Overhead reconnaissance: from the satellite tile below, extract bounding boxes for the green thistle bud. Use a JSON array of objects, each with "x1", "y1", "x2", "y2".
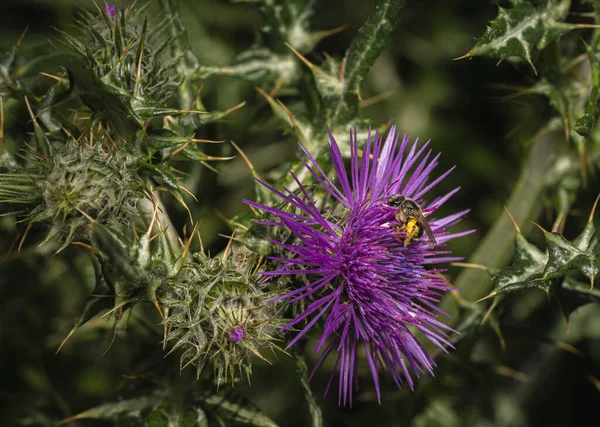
[
  {"x1": 59, "y1": 3, "x2": 181, "y2": 140},
  {"x1": 1, "y1": 141, "x2": 145, "y2": 250},
  {"x1": 161, "y1": 252, "x2": 285, "y2": 384}
]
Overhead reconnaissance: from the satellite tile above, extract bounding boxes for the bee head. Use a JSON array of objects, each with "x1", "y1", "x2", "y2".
[{"x1": 387, "y1": 194, "x2": 406, "y2": 208}]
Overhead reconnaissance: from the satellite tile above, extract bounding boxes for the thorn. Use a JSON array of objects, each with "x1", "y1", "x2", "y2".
[
  {"x1": 589, "y1": 193, "x2": 600, "y2": 224},
  {"x1": 481, "y1": 298, "x2": 498, "y2": 325},
  {"x1": 191, "y1": 84, "x2": 204, "y2": 109},
  {"x1": 178, "y1": 183, "x2": 198, "y2": 202},
  {"x1": 221, "y1": 230, "x2": 236, "y2": 264},
  {"x1": 149, "y1": 225, "x2": 167, "y2": 243},
  {"x1": 162, "y1": 311, "x2": 169, "y2": 351},
  {"x1": 23, "y1": 96, "x2": 36, "y2": 122},
  {"x1": 284, "y1": 42, "x2": 314, "y2": 69},
  {"x1": 117, "y1": 40, "x2": 135, "y2": 64},
  {"x1": 529, "y1": 220, "x2": 547, "y2": 234},
  {"x1": 322, "y1": 24, "x2": 349, "y2": 39},
  {"x1": 253, "y1": 255, "x2": 264, "y2": 275},
  {"x1": 75, "y1": 207, "x2": 94, "y2": 222},
  {"x1": 71, "y1": 106, "x2": 81, "y2": 123},
  {"x1": 17, "y1": 223, "x2": 32, "y2": 252},
  {"x1": 276, "y1": 99, "x2": 298, "y2": 129},
  {"x1": 494, "y1": 365, "x2": 529, "y2": 383},
  {"x1": 71, "y1": 241, "x2": 94, "y2": 251},
  {"x1": 474, "y1": 294, "x2": 494, "y2": 303},
  {"x1": 100, "y1": 299, "x2": 129, "y2": 319},
  {"x1": 217, "y1": 233, "x2": 245, "y2": 244},
  {"x1": 555, "y1": 341, "x2": 583, "y2": 357},
  {"x1": 551, "y1": 212, "x2": 564, "y2": 233},
  {"x1": 147, "y1": 202, "x2": 159, "y2": 235},
  {"x1": 56, "y1": 325, "x2": 78, "y2": 354},
  {"x1": 221, "y1": 100, "x2": 246, "y2": 117},
  {"x1": 15, "y1": 26, "x2": 29, "y2": 49},
  {"x1": 269, "y1": 80, "x2": 282, "y2": 97},
  {"x1": 173, "y1": 109, "x2": 209, "y2": 115},
  {"x1": 494, "y1": 323, "x2": 506, "y2": 351},
  {"x1": 39, "y1": 71, "x2": 64, "y2": 83},
  {"x1": 197, "y1": 227, "x2": 204, "y2": 255},
  {"x1": 153, "y1": 298, "x2": 164, "y2": 320},
  {"x1": 256, "y1": 86, "x2": 275, "y2": 103},
  {"x1": 100, "y1": 122, "x2": 117, "y2": 150},
  {"x1": 504, "y1": 206, "x2": 521, "y2": 234},
  {"x1": 360, "y1": 91, "x2": 395, "y2": 108},
  {"x1": 338, "y1": 56, "x2": 347, "y2": 82},
  {"x1": 74, "y1": 130, "x2": 87, "y2": 145},
  {"x1": 183, "y1": 200, "x2": 193, "y2": 224},
  {"x1": 576, "y1": 23, "x2": 600, "y2": 29},
  {"x1": 169, "y1": 166, "x2": 189, "y2": 177},
  {"x1": 22, "y1": 141, "x2": 47, "y2": 161},
  {"x1": 89, "y1": 125, "x2": 94, "y2": 148},
  {"x1": 181, "y1": 221, "x2": 199, "y2": 261},
  {"x1": 199, "y1": 160, "x2": 221, "y2": 175},
  {"x1": 453, "y1": 52, "x2": 471, "y2": 61},
  {"x1": 191, "y1": 138, "x2": 224, "y2": 144},
  {"x1": 204, "y1": 154, "x2": 235, "y2": 161},
  {"x1": 231, "y1": 141, "x2": 262, "y2": 180},
  {"x1": 134, "y1": 37, "x2": 144, "y2": 98},
  {"x1": 58, "y1": 412, "x2": 86, "y2": 425},
  {"x1": 142, "y1": 118, "x2": 152, "y2": 134},
  {"x1": 170, "y1": 140, "x2": 191, "y2": 158},
  {"x1": 450, "y1": 261, "x2": 489, "y2": 271},
  {"x1": 248, "y1": 204, "x2": 259, "y2": 216}
]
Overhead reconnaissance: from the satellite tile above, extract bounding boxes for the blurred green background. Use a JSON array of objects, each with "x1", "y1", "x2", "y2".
[{"x1": 1, "y1": 0, "x2": 600, "y2": 426}]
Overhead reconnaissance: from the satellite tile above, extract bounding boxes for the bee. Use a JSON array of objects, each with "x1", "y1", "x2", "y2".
[{"x1": 387, "y1": 195, "x2": 436, "y2": 249}]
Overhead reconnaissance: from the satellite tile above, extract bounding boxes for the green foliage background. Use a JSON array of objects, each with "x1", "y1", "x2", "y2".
[{"x1": 1, "y1": 0, "x2": 600, "y2": 426}]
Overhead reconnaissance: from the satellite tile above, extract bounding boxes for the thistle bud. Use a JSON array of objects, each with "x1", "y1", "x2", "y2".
[{"x1": 161, "y1": 252, "x2": 285, "y2": 384}]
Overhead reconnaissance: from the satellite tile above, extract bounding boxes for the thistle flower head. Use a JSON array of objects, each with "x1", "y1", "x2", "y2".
[
  {"x1": 1, "y1": 142, "x2": 144, "y2": 250},
  {"x1": 161, "y1": 252, "x2": 285, "y2": 384},
  {"x1": 245, "y1": 126, "x2": 472, "y2": 406},
  {"x1": 62, "y1": 3, "x2": 179, "y2": 109},
  {"x1": 104, "y1": 3, "x2": 116, "y2": 21}
]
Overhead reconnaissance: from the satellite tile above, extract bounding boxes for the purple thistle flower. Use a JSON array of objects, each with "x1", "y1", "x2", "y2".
[
  {"x1": 104, "y1": 3, "x2": 117, "y2": 22},
  {"x1": 228, "y1": 326, "x2": 245, "y2": 342},
  {"x1": 245, "y1": 126, "x2": 473, "y2": 406}
]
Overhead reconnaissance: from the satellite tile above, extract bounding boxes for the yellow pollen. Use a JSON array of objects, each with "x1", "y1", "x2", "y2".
[{"x1": 404, "y1": 219, "x2": 420, "y2": 247}]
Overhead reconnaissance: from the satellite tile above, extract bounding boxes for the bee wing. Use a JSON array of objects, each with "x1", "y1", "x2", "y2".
[{"x1": 415, "y1": 213, "x2": 436, "y2": 249}]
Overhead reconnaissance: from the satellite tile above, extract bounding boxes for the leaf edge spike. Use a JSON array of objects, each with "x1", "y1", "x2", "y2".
[
  {"x1": 284, "y1": 41, "x2": 315, "y2": 70},
  {"x1": 504, "y1": 206, "x2": 521, "y2": 234},
  {"x1": 453, "y1": 52, "x2": 471, "y2": 61},
  {"x1": 529, "y1": 220, "x2": 548, "y2": 234},
  {"x1": 588, "y1": 193, "x2": 600, "y2": 224}
]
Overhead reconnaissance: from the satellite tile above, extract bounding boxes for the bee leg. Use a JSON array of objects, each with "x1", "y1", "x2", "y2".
[{"x1": 392, "y1": 223, "x2": 404, "y2": 242}]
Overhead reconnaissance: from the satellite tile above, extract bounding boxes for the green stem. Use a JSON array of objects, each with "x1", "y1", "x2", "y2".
[
  {"x1": 293, "y1": 351, "x2": 323, "y2": 427},
  {"x1": 449, "y1": 127, "x2": 561, "y2": 306}
]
